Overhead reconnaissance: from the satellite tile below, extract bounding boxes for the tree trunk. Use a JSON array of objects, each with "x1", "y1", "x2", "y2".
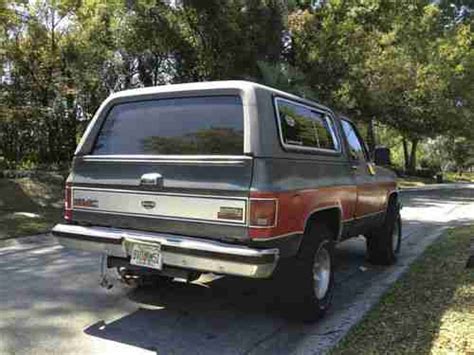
[
  {"x1": 402, "y1": 138, "x2": 409, "y2": 172},
  {"x1": 366, "y1": 118, "x2": 376, "y2": 156},
  {"x1": 407, "y1": 138, "x2": 419, "y2": 174}
]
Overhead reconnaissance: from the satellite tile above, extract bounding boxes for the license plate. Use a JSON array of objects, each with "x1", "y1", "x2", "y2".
[{"x1": 130, "y1": 243, "x2": 163, "y2": 270}]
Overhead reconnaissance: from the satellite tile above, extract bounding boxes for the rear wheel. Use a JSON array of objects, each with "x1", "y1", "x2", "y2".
[
  {"x1": 281, "y1": 222, "x2": 335, "y2": 322},
  {"x1": 366, "y1": 200, "x2": 401, "y2": 265}
]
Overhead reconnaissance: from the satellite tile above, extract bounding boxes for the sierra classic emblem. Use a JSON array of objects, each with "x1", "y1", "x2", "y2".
[{"x1": 141, "y1": 200, "x2": 156, "y2": 209}]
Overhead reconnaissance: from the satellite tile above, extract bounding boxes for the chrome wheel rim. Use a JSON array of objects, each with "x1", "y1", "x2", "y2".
[
  {"x1": 392, "y1": 218, "x2": 400, "y2": 252},
  {"x1": 313, "y1": 245, "x2": 331, "y2": 300}
]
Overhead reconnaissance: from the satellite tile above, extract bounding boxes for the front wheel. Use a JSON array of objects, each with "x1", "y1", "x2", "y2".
[{"x1": 366, "y1": 202, "x2": 401, "y2": 265}]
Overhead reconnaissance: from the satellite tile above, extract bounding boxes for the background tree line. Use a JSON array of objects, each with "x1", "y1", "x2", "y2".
[{"x1": 1, "y1": 0, "x2": 473, "y2": 174}]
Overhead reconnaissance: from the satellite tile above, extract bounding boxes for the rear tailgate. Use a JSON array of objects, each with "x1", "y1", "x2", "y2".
[{"x1": 68, "y1": 95, "x2": 253, "y2": 242}]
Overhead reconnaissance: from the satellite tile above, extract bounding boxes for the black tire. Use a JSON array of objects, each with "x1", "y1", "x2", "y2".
[
  {"x1": 280, "y1": 222, "x2": 335, "y2": 322},
  {"x1": 366, "y1": 201, "x2": 402, "y2": 265}
]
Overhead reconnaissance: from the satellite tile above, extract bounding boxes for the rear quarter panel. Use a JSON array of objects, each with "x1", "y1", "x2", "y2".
[{"x1": 249, "y1": 89, "x2": 357, "y2": 239}]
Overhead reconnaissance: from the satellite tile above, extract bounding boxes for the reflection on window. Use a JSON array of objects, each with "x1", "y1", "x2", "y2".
[
  {"x1": 93, "y1": 96, "x2": 244, "y2": 155},
  {"x1": 341, "y1": 120, "x2": 367, "y2": 161},
  {"x1": 277, "y1": 99, "x2": 338, "y2": 151},
  {"x1": 142, "y1": 127, "x2": 243, "y2": 155}
]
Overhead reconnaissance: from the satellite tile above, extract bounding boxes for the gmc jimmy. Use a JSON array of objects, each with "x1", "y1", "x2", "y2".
[{"x1": 52, "y1": 81, "x2": 401, "y2": 321}]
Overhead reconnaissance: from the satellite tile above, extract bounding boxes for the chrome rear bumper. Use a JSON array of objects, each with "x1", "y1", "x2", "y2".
[{"x1": 52, "y1": 224, "x2": 279, "y2": 278}]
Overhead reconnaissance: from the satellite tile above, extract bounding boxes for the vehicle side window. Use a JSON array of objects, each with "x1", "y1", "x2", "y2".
[
  {"x1": 276, "y1": 99, "x2": 339, "y2": 151},
  {"x1": 341, "y1": 119, "x2": 368, "y2": 161}
]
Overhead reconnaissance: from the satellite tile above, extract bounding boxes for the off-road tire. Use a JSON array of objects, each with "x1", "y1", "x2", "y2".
[{"x1": 366, "y1": 200, "x2": 401, "y2": 265}]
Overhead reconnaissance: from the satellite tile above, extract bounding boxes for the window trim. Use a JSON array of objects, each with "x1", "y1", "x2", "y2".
[
  {"x1": 340, "y1": 118, "x2": 369, "y2": 162},
  {"x1": 274, "y1": 97, "x2": 341, "y2": 155}
]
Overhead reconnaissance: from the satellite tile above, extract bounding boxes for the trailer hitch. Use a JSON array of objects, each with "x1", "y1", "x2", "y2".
[{"x1": 99, "y1": 253, "x2": 115, "y2": 289}]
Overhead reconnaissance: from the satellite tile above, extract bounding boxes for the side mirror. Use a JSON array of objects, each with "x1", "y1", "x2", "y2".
[{"x1": 374, "y1": 146, "x2": 391, "y2": 166}]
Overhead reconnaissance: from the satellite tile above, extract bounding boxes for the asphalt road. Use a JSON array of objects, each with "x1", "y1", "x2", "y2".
[{"x1": 1, "y1": 185, "x2": 474, "y2": 355}]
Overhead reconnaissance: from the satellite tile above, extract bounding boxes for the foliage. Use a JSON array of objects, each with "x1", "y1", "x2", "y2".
[
  {"x1": 446, "y1": 137, "x2": 474, "y2": 171},
  {"x1": 287, "y1": 1, "x2": 474, "y2": 172},
  {"x1": 419, "y1": 136, "x2": 474, "y2": 172},
  {"x1": 257, "y1": 61, "x2": 313, "y2": 98},
  {"x1": 1, "y1": 0, "x2": 90, "y2": 166},
  {"x1": 0, "y1": 0, "x2": 473, "y2": 171},
  {"x1": 0, "y1": 0, "x2": 286, "y2": 167}
]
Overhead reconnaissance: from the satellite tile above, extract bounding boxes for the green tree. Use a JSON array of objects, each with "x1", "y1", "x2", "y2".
[
  {"x1": 1, "y1": 0, "x2": 473, "y2": 173},
  {"x1": 287, "y1": 1, "x2": 474, "y2": 173},
  {"x1": 1, "y1": 0, "x2": 83, "y2": 166},
  {"x1": 174, "y1": 0, "x2": 286, "y2": 81}
]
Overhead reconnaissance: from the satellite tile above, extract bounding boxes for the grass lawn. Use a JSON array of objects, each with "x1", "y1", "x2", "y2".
[
  {"x1": 332, "y1": 225, "x2": 474, "y2": 355},
  {"x1": 397, "y1": 176, "x2": 438, "y2": 188},
  {"x1": 0, "y1": 175, "x2": 63, "y2": 240},
  {"x1": 445, "y1": 171, "x2": 474, "y2": 183},
  {"x1": 398, "y1": 172, "x2": 474, "y2": 188}
]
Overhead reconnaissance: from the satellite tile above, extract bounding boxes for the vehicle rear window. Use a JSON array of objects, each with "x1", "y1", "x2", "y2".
[
  {"x1": 92, "y1": 96, "x2": 244, "y2": 155},
  {"x1": 276, "y1": 98, "x2": 339, "y2": 152}
]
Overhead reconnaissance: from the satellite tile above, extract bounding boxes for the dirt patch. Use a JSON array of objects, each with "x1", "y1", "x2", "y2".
[{"x1": 0, "y1": 176, "x2": 63, "y2": 239}]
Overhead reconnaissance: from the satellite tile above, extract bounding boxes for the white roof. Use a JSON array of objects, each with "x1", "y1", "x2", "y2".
[
  {"x1": 110, "y1": 80, "x2": 260, "y2": 98},
  {"x1": 108, "y1": 80, "x2": 331, "y2": 113}
]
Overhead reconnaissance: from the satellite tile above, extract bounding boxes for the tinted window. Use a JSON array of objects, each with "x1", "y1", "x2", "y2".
[
  {"x1": 276, "y1": 99, "x2": 338, "y2": 151},
  {"x1": 341, "y1": 119, "x2": 368, "y2": 161},
  {"x1": 92, "y1": 96, "x2": 244, "y2": 155}
]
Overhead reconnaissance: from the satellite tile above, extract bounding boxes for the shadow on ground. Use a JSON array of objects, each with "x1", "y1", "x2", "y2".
[
  {"x1": 85, "y1": 277, "x2": 293, "y2": 353},
  {"x1": 82, "y1": 187, "x2": 474, "y2": 354},
  {"x1": 82, "y1": 237, "x2": 386, "y2": 354}
]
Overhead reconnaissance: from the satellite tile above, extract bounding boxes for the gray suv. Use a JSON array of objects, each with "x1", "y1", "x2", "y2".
[{"x1": 53, "y1": 81, "x2": 401, "y2": 321}]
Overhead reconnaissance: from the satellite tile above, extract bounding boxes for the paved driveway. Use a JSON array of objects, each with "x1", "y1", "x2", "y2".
[{"x1": 1, "y1": 186, "x2": 473, "y2": 354}]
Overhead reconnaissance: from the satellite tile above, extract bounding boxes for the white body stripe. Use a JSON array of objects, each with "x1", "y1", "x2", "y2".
[{"x1": 72, "y1": 188, "x2": 247, "y2": 224}]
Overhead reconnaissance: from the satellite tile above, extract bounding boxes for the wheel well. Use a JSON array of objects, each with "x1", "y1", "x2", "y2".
[
  {"x1": 303, "y1": 208, "x2": 341, "y2": 243},
  {"x1": 387, "y1": 192, "x2": 399, "y2": 210}
]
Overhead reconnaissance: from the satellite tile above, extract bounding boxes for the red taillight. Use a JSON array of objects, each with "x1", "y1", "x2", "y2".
[
  {"x1": 249, "y1": 199, "x2": 277, "y2": 228},
  {"x1": 64, "y1": 183, "x2": 72, "y2": 221}
]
